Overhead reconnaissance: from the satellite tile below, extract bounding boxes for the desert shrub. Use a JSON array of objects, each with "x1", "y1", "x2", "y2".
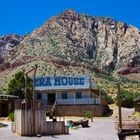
[
  {"x1": 102, "y1": 105, "x2": 113, "y2": 116},
  {"x1": 105, "y1": 95, "x2": 114, "y2": 104},
  {"x1": 121, "y1": 92, "x2": 139, "y2": 108},
  {"x1": 84, "y1": 111, "x2": 93, "y2": 118},
  {"x1": 0, "y1": 123, "x2": 3, "y2": 128},
  {"x1": 8, "y1": 112, "x2": 14, "y2": 122}
]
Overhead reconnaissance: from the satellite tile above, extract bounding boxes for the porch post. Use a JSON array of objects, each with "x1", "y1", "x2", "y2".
[
  {"x1": 89, "y1": 77, "x2": 93, "y2": 122},
  {"x1": 74, "y1": 91, "x2": 76, "y2": 105},
  {"x1": 89, "y1": 77, "x2": 91, "y2": 104},
  {"x1": 99, "y1": 89, "x2": 101, "y2": 104},
  {"x1": 89, "y1": 89, "x2": 90, "y2": 104},
  {"x1": 55, "y1": 91, "x2": 57, "y2": 103},
  {"x1": 55, "y1": 91, "x2": 57, "y2": 120}
]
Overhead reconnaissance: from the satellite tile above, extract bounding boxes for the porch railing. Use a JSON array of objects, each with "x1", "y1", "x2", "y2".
[{"x1": 56, "y1": 98, "x2": 100, "y2": 105}]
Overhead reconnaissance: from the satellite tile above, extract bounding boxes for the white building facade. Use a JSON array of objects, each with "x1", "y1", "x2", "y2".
[{"x1": 34, "y1": 75, "x2": 107, "y2": 116}]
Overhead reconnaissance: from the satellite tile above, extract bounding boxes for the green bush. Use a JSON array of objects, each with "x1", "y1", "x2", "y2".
[
  {"x1": 8, "y1": 112, "x2": 14, "y2": 122},
  {"x1": 105, "y1": 95, "x2": 114, "y2": 104},
  {"x1": 116, "y1": 90, "x2": 140, "y2": 108},
  {"x1": 0, "y1": 123, "x2": 3, "y2": 128},
  {"x1": 84, "y1": 111, "x2": 93, "y2": 118}
]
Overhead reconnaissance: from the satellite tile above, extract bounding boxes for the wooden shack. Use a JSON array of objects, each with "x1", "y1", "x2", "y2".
[
  {"x1": 13, "y1": 100, "x2": 68, "y2": 136},
  {"x1": 134, "y1": 96, "x2": 140, "y2": 112},
  {"x1": 0, "y1": 94, "x2": 19, "y2": 117}
]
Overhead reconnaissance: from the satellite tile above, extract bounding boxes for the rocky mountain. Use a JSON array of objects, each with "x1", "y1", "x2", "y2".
[
  {"x1": 0, "y1": 34, "x2": 23, "y2": 63},
  {"x1": 0, "y1": 9, "x2": 140, "y2": 93}
]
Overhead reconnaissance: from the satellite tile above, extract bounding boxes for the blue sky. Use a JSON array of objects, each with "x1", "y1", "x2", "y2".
[{"x1": 0, "y1": 0, "x2": 140, "y2": 36}]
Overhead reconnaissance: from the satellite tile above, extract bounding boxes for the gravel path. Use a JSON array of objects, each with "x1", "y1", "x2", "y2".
[
  {"x1": 0, "y1": 118, "x2": 119, "y2": 140},
  {"x1": 110, "y1": 104, "x2": 135, "y2": 119}
]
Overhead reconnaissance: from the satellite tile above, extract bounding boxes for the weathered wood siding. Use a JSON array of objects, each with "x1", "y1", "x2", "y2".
[
  {"x1": 35, "y1": 109, "x2": 46, "y2": 135},
  {"x1": 14, "y1": 109, "x2": 67, "y2": 136},
  {"x1": 55, "y1": 105, "x2": 104, "y2": 116},
  {"x1": 45, "y1": 121, "x2": 65, "y2": 135},
  {"x1": 14, "y1": 110, "x2": 22, "y2": 134}
]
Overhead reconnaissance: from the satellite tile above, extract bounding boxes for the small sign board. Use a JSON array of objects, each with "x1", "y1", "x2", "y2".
[{"x1": 34, "y1": 75, "x2": 92, "y2": 90}]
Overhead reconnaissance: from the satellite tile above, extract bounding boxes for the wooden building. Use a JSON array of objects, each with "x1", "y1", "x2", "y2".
[
  {"x1": 34, "y1": 75, "x2": 108, "y2": 116},
  {"x1": 134, "y1": 96, "x2": 140, "y2": 112},
  {"x1": 0, "y1": 94, "x2": 19, "y2": 117},
  {"x1": 13, "y1": 100, "x2": 68, "y2": 136}
]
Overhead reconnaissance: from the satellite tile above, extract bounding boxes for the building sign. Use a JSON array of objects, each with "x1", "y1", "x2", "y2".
[{"x1": 34, "y1": 75, "x2": 91, "y2": 90}]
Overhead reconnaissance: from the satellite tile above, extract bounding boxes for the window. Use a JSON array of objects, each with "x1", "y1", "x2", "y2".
[
  {"x1": 37, "y1": 93, "x2": 42, "y2": 100},
  {"x1": 61, "y1": 92, "x2": 68, "y2": 99},
  {"x1": 76, "y1": 91, "x2": 82, "y2": 99}
]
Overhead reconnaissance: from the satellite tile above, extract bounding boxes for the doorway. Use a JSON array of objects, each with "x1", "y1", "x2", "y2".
[
  {"x1": 0, "y1": 102, "x2": 8, "y2": 117},
  {"x1": 48, "y1": 93, "x2": 56, "y2": 105}
]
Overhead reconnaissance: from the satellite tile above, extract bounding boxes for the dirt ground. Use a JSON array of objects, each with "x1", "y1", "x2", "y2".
[
  {"x1": 0, "y1": 106, "x2": 139, "y2": 140},
  {"x1": 0, "y1": 117, "x2": 119, "y2": 140}
]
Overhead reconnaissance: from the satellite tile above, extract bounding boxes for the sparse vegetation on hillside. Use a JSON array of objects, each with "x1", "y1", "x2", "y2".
[
  {"x1": 0, "y1": 10, "x2": 140, "y2": 103},
  {"x1": 0, "y1": 61, "x2": 139, "y2": 103},
  {"x1": 93, "y1": 72, "x2": 140, "y2": 97}
]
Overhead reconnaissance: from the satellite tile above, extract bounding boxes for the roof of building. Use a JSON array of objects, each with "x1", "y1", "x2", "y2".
[{"x1": 0, "y1": 94, "x2": 19, "y2": 100}]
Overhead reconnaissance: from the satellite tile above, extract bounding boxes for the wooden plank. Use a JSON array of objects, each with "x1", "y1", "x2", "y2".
[
  {"x1": 31, "y1": 109, "x2": 33, "y2": 136},
  {"x1": 34, "y1": 110, "x2": 37, "y2": 134},
  {"x1": 14, "y1": 108, "x2": 67, "y2": 136},
  {"x1": 21, "y1": 110, "x2": 23, "y2": 135},
  {"x1": 23, "y1": 110, "x2": 26, "y2": 136},
  {"x1": 40, "y1": 110, "x2": 44, "y2": 134},
  {"x1": 27, "y1": 110, "x2": 31, "y2": 136},
  {"x1": 37, "y1": 110, "x2": 40, "y2": 134}
]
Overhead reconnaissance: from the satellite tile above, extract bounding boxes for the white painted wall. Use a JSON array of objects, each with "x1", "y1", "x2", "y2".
[{"x1": 38, "y1": 90, "x2": 99, "y2": 106}]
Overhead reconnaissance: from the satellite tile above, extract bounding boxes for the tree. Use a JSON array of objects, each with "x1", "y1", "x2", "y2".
[
  {"x1": 120, "y1": 90, "x2": 140, "y2": 108},
  {"x1": 114, "y1": 89, "x2": 140, "y2": 108},
  {"x1": 8, "y1": 71, "x2": 33, "y2": 99}
]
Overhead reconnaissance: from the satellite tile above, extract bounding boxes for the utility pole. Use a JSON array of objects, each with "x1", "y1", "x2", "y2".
[
  {"x1": 24, "y1": 66, "x2": 37, "y2": 104},
  {"x1": 33, "y1": 66, "x2": 37, "y2": 109},
  {"x1": 32, "y1": 66, "x2": 37, "y2": 135},
  {"x1": 24, "y1": 73, "x2": 28, "y2": 109},
  {"x1": 89, "y1": 77, "x2": 93, "y2": 122},
  {"x1": 24, "y1": 65, "x2": 37, "y2": 135},
  {"x1": 117, "y1": 82, "x2": 122, "y2": 130}
]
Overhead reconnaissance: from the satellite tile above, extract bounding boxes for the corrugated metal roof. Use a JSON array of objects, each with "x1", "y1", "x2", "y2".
[{"x1": 0, "y1": 94, "x2": 19, "y2": 99}]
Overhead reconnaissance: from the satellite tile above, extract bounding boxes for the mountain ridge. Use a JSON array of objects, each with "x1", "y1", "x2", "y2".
[{"x1": 0, "y1": 9, "x2": 140, "y2": 93}]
